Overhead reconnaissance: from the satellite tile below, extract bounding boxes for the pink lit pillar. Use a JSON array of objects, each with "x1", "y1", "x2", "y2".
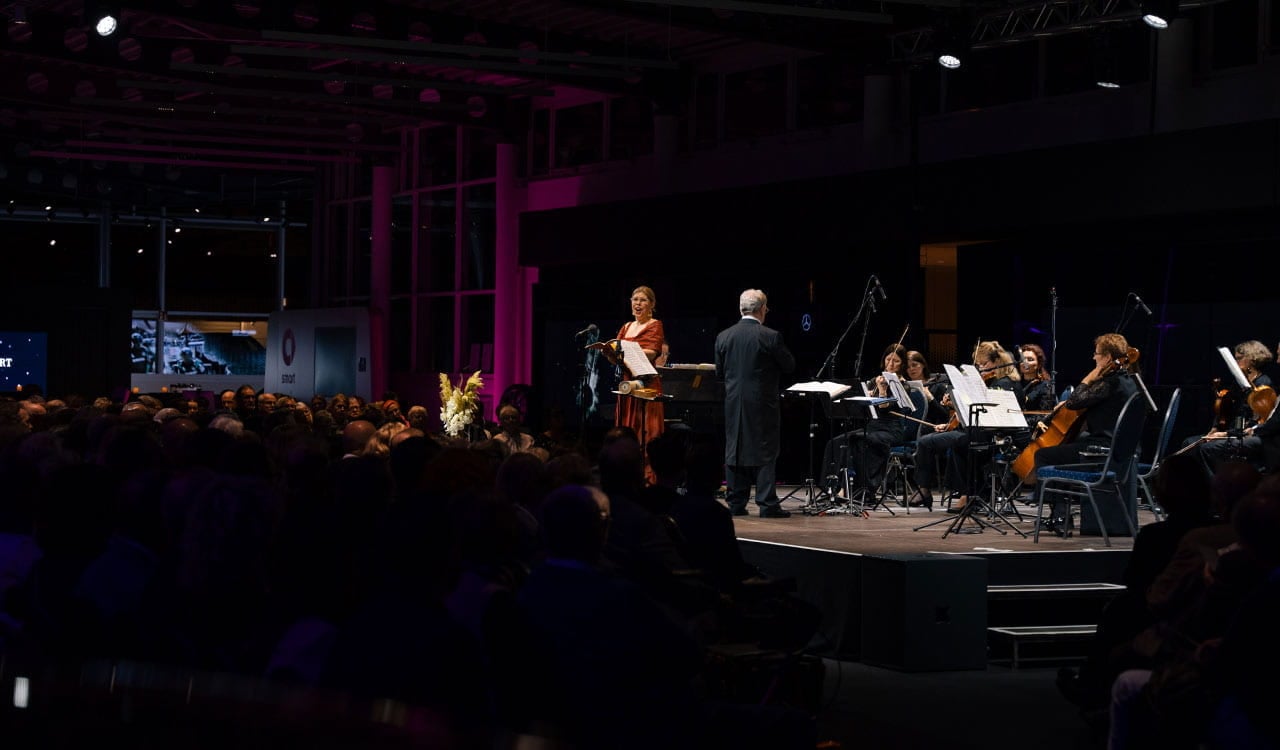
[
  {"x1": 493, "y1": 143, "x2": 535, "y2": 403},
  {"x1": 369, "y1": 164, "x2": 394, "y2": 401}
]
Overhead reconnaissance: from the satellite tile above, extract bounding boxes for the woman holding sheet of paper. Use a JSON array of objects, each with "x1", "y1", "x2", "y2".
[{"x1": 601, "y1": 285, "x2": 668, "y2": 455}]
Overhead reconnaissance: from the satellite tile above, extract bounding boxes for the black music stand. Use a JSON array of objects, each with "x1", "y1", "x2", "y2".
[
  {"x1": 913, "y1": 403, "x2": 1027, "y2": 538},
  {"x1": 781, "y1": 386, "x2": 856, "y2": 512},
  {"x1": 821, "y1": 394, "x2": 896, "y2": 516}
]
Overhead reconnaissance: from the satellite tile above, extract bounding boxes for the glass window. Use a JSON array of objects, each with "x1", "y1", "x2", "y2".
[
  {"x1": 327, "y1": 204, "x2": 349, "y2": 301},
  {"x1": 461, "y1": 183, "x2": 495, "y2": 292},
  {"x1": 797, "y1": 55, "x2": 865, "y2": 129},
  {"x1": 724, "y1": 64, "x2": 787, "y2": 141},
  {"x1": 464, "y1": 127, "x2": 498, "y2": 181},
  {"x1": 461, "y1": 293, "x2": 495, "y2": 374},
  {"x1": 610, "y1": 95, "x2": 654, "y2": 160},
  {"x1": 555, "y1": 101, "x2": 604, "y2": 167},
  {"x1": 419, "y1": 125, "x2": 457, "y2": 187},
  {"x1": 351, "y1": 200, "x2": 371, "y2": 301},
  {"x1": 113, "y1": 223, "x2": 159, "y2": 310},
  {"x1": 389, "y1": 297, "x2": 411, "y2": 371},
  {"x1": 391, "y1": 195, "x2": 413, "y2": 295},
  {"x1": 531, "y1": 108, "x2": 550, "y2": 175},
  {"x1": 418, "y1": 189, "x2": 456, "y2": 293},
  {"x1": 421, "y1": 295, "x2": 455, "y2": 373}
]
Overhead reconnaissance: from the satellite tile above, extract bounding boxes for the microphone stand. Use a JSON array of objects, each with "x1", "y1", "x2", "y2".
[{"x1": 1048, "y1": 288, "x2": 1059, "y2": 400}]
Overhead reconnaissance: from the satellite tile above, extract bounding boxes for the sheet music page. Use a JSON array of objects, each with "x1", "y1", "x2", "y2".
[
  {"x1": 981, "y1": 389, "x2": 1031, "y2": 428},
  {"x1": 786, "y1": 381, "x2": 852, "y2": 398},
  {"x1": 881, "y1": 372, "x2": 915, "y2": 410},
  {"x1": 857, "y1": 380, "x2": 880, "y2": 419},
  {"x1": 943, "y1": 364, "x2": 987, "y2": 428},
  {"x1": 617, "y1": 339, "x2": 657, "y2": 378},
  {"x1": 1218, "y1": 346, "x2": 1251, "y2": 390}
]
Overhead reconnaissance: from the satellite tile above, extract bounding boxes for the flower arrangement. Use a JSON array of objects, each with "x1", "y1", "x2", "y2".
[{"x1": 439, "y1": 370, "x2": 484, "y2": 438}]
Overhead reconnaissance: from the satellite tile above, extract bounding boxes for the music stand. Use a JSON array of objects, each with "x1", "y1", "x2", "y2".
[
  {"x1": 913, "y1": 403, "x2": 1027, "y2": 538},
  {"x1": 781, "y1": 381, "x2": 854, "y2": 512},
  {"x1": 823, "y1": 393, "x2": 897, "y2": 516}
]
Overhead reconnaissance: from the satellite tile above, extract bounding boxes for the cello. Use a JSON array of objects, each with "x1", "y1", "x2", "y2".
[{"x1": 1010, "y1": 346, "x2": 1140, "y2": 483}]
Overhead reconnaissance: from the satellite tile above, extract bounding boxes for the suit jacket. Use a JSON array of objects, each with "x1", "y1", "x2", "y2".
[{"x1": 715, "y1": 317, "x2": 796, "y2": 466}]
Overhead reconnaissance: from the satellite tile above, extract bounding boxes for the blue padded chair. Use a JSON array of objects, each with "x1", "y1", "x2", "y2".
[
  {"x1": 1033, "y1": 392, "x2": 1148, "y2": 547},
  {"x1": 1136, "y1": 388, "x2": 1181, "y2": 522},
  {"x1": 878, "y1": 441, "x2": 921, "y2": 512}
]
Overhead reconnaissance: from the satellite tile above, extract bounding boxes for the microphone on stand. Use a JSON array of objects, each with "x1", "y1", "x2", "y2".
[
  {"x1": 1133, "y1": 295, "x2": 1153, "y2": 316},
  {"x1": 872, "y1": 275, "x2": 887, "y2": 300},
  {"x1": 574, "y1": 323, "x2": 599, "y2": 338}
]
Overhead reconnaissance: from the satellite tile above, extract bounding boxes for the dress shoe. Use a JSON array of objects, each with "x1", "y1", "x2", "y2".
[
  {"x1": 1042, "y1": 515, "x2": 1074, "y2": 538},
  {"x1": 759, "y1": 507, "x2": 792, "y2": 518},
  {"x1": 906, "y1": 489, "x2": 933, "y2": 509},
  {"x1": 729, "y1": 507, "x2": 749, "y2": 517},
  {"x1": 946, "y1": 496, "x2": 969, "y2": 514}
]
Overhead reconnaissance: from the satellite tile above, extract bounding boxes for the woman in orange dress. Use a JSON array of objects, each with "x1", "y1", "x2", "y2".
[{"x1": 610, "y1": 285, "x2": 668, "y2": 450}]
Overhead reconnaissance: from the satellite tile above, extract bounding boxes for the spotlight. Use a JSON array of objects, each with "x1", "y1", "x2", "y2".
[
  {"x1": 94, "y1": 5, "x2": 120, "y2": 37},
  {"x1": 934, "y1": 21, "x2": 969, "y2": 70},
  {"x1": 1141, "y1": 0, "x2": 1178, "y2": 30}
]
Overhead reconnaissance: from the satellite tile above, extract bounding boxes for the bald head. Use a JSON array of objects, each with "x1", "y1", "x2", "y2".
[{"x1": 342, "y1": 419, "x2": 378, "y2": 455}]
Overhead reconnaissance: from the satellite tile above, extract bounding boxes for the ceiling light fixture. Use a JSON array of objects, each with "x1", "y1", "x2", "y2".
[{"x1": 1141, "y1": 0, "x2": 1178, "y2": 30}]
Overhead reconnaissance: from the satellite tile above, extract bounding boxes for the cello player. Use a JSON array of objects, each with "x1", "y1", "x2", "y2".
[
  {"x1": 1031, "y1": 332, "x2": 1138, "y2": 537},
  {"x1": 1194, "y1": 340, "x2": 1277, "y2": 475}
]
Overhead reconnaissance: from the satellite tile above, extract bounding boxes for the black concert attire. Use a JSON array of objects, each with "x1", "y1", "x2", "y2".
[
  {"x1": 1033, "y1": 370, "x2": 1138, "y2": 528},
  {"x1": 913, "y1": 375, "x2": 1024, "y2": 503},
  {"x1": 1200, "y1": 374, "x2": 1279, "y2": 474},
  {"x1": 920, "y1": 373, "x2": 952, "y2": 425},
  {"x1": 824, "y1": 384, "x2": 926, "y2": 493},
  {"x1": 1020, "y1": 377, "x2": 1057, "y2": 422}
]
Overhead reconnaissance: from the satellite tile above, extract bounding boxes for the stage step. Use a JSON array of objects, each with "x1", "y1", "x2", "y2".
[
  {"x1": 987, "y1": 624, "x2": 1098, "y2": 669},
  {"x1": 985, "y1": 582, "x2": 1123, "y2": 667}
]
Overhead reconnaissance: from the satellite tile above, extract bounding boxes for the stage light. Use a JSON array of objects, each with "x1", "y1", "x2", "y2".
[
  {"x1": 94, "y1": 5, "x2": 120, "y2": 37},
  {"x1": 1141, "y1": 0, "x2": 1177, "y2": 30},
  {"x1": 934, "y1": 21, "x2": 969, "y2": 71}
]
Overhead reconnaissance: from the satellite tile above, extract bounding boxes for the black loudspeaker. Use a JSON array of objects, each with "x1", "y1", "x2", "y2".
[{"x1": 859, "y1": 554, "x2": 988, "y2": 672}]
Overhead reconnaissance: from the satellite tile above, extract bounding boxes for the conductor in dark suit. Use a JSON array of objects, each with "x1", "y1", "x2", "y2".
[{"x1": 715, "y1": 289, "x2": 797, "y2": 518}]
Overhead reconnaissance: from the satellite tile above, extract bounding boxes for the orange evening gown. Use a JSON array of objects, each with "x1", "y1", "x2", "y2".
[{"x1": 613, "y1": 319, "x2": 665, "y2": 446}]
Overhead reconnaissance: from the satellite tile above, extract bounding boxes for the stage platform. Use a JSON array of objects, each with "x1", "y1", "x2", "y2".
[{"x1": 732, "y1": 486, "x2": 1143, "y2": 668}]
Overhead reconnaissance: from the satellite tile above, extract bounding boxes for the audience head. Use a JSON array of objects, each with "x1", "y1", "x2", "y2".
[
  {"x1": 1210, "y1": 461, "x2": 1262, "y2": 521},
  {"x1": 341, "y1": 419, "x2": 378, "y2": 456},
  {"x1": 1151, "y1": 452, "x2": 1212, "y2": 521},
  {"x1": 539, "y1": 483, "x2": 610, "y2": 563}
]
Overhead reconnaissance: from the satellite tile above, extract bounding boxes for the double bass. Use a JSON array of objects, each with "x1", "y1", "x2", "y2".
[{"x1": 1009, "y1": 347, "x2": 1140, "y2": 483}]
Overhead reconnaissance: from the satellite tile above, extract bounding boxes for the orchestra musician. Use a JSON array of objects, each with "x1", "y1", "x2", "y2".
[
  {"x1": 1195, "y1": 340, "x2": 1278, "y2": 474},
  {"x1": 1018, "y1": 343, "x2": 1057, "y2": 419},
  {"x1": 907, "y1": 340, "x2": 1022, "y2": 511},
  {"x1": 822, "y1": 343, "x2": 925, "y2": 498},
  {"x1": 1031, "y1": 333, "x2": 1138, "y2": 536},
  {"x1": 906, "y1": 350, "x2": 950, "y2": 425}
]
